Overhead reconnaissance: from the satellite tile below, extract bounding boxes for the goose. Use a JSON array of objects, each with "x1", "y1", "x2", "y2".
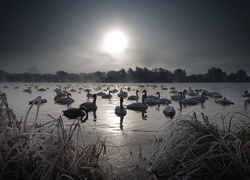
[
  {"x1": 127, "y1": 90, "x2": 139, "y2": 101},
  {"x1": 62, "y1": 106, "x2": 87, "y2": 121},
  {"x1": 115, "y1": 97, "x2": 127, "y2": 117},
  {"x1": 102, "y1": 91, "x2": 112, "y2": 99},
  {"x1": 55, "y1": 93, "x2": 74, "y2": 105},
  {"x1": 156, "y1": 92, "x2": 171, "y2": 104},
  {"x1": 126, "y1": 94, "x2": 148, "y2": 112},
  {"x1": 29, "y1": 98, "x2": 47, "y2": 105},
  {"x1": 215, "y1": 97, "x2": 234, "y2": 105},
  {"x1": 243, "y1": 90, "x2": 250, "y2": 97},
  {"x1": 163, "y1": 102, "x2": 175, "y2": 119},
  {"x1": 80, "y1": 94, "x2": 97, "y2": 119}
]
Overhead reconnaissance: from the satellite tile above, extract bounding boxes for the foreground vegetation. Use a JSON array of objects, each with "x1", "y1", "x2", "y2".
[
  {"x1": 149, "y1": 112, "x2": 250, "y2": 179},
  {"x1": 1, "y1": 92, "x2": 250, "y2": 179},
  {"x1": 0, "y1": 93, "x2": 107, "y2": 179}
]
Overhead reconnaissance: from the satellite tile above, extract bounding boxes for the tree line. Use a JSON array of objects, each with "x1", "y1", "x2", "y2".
[{"x1": 0, "y1": 67, "x2": 249, "y2": 83}]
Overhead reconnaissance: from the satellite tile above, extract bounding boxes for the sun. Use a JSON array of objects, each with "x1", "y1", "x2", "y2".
[{"x1": 103, "y1": 30, "x2": 128, "y2": 54}]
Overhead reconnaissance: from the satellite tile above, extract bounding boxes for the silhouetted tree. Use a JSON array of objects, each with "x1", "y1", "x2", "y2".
[{"x1": 174, "y1": 69, "x2": 186, "y2": 82}]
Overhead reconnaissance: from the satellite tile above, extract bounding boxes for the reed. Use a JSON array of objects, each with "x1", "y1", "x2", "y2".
[
  {"x1": 0, "y1": 93, "x2": 107, "y2": 180},
  {"x1": 149, "y1": 111, "x2": 250, "y2": 179}
]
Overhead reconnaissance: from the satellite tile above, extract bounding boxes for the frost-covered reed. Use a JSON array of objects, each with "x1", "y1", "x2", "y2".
[
  {"x1": 149, "y1": 111, "x2": 250, "y2": 179},
  {"x1": 0, "y1": 93, "x2": 107, "y2": 179}
]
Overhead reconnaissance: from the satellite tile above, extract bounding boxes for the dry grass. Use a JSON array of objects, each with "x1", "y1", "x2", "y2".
[
  {"x1": 149, "y1": 111, "x2": 250, "y2": 180},
  {"x1": 0, "y1": 93, "x2": 107, "y2": 180}
]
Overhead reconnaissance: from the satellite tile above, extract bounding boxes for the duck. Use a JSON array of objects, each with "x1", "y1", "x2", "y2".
[
  {"x1": 115, "y1": 97, "x2": 127, "y2": 117},
  {"x1": 163, "y1": 102, "x2": 175, "y2": 119},
  {"x1": 156, "y1": 92, "x2": 171, "y2": 104},
  {"x1": 79, "y1": 94, "x2": 97, "y2": 119},
  {"x1": 62, "y1": 106, "x2": 87, "y2": 121},
  {"x1": 126, "y1": 94, "x2": 148, "y2": 112},
  {"x1": 55, "y1": 93, "x2": 74, "y2": 105},
  {"x1": 127, "y1": 90, "x2": 139, "y2": 101},
  {"x1": 215, "y1": 97, "x2": 234, "y2": 105}
]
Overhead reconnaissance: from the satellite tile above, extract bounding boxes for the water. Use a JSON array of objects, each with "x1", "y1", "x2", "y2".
[
  {"x1": 1, "y1": 82, "x2": 250, "y2": 179},
  {"x1": 1, "y1": 82, "x2": 249, "y2": 132}
]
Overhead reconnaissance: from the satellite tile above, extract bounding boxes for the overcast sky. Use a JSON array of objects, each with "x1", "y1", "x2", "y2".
[{"x1": 1, "y1": 0, "x2": 250, "y2": 75}]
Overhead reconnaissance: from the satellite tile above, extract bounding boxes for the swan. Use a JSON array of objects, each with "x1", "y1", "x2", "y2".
[
  {"x1": 80, "y1": 94, "x2": 97, "y2": 119},
  {"x1": 191, "y1": 92, "x2": 208, "y2": 103},
  {"x1": 156, "y1": 92, "x2": 171, "y2": 104},
  {"x1": 96, "y1": 91, "x2": 106, "y2": 96},
  {"x1": 142, "y1": 89, "x2": 158, "y2": 100},
  {"x1": 161, "y1": 85, "x2": 168, "y2": 90},
  {"x1": 29, "y1": 98, "x2": 47, "y2": 105},
  {"x1": 163, "y1": 102, "x2": 175, "y2": 119},
  {"x1": 212, "y1": 93, "x2": 222, "y2": 98},
  {"x1": 171, "y1": 89, "x2": 187, "y2": 101},
  {"x1": 62, "y1": 106, "x2": 87, "y2": 121},
  {"x1": 117, "y1": 89, "x2": 128, "y2": 98},
  {"x1": 85, "y1": 89, "x2": 93, "y2": 98},
  {"x1": 215, "y1": 97, "x2": 234, "y2": 105},
  {"x1": 179, "y1": 91, "x2": 199, "y2": 106},
  {"x1": 243, "y1": 90, "x2": 250, "y2": 97},
  {"x1": 23, "y1": 87, "x2": 32, "y2": 93},
  {"x1": 115, "y1": 97, "x2": 127, "y2": 117},
  {"x1": 126, "y1": 94, "x2": 148, "y2": 112},
  {"x1": 127, "y1": 90, "x2": 139, "y2": 101},
  {"x1": 55, "y1": 93, "x2": 74, "y2": 105},
  {"x1": 102, "y1": 91, "x2": 112, "y2": 99}
]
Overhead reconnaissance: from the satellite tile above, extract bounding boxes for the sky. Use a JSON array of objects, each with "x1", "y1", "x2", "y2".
[{"x1": 1, "y1": 0, "x2": 250, "y2": 75}]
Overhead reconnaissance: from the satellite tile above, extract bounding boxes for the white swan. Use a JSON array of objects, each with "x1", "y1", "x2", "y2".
[
  {"x1": 55, "y1": 93, "x2": 74, "y2": 105},
  {"x1": 29, "y1": 98, "x2": 47, "y2": 105},
  {"x1": 102, "y1": 91, "x2": 112, "y2": 99},
  {"x1": 191, "y1": 92, "x2": 208, "y2": 103},
  {"x1": 142, "y1": 89, "x2": 158, "y2": 100},
  {"x1": 243, "y1": 90, "x2": 250, "y2": 97},
  {"x1": 156, "y1": 92, "x2": 171, "y2": 104},
  {"x1": 118, "y1": 89, "x2": 128, "y2": 98},
  {"x1": 163, "y1": 102, "x2": 175, "y2": 119},
  {"x1": 179, "y1": 91, "x2": 199, "y2": 106},
  {"x1": 215, "y1": 97, "x2": 234, "y2": 105},
  {"x1": 80, "y1": 94, "x2": 97, "y2": 119},
  {"x1": 127, "y1": 90, "x2": 139, "y2": 100},
  {"x1": 115, "y1": 97, "x2": 127, "y2": 117},
  {"x1": 126, "y1": 94, "x2": 148, "y2": 112},
  {"x1": 85, "y1": 89, "x2": 93, "y2": 98},
  {"x1": 62, "y1": 106, "x2": 87, "y2": 121},
  {"x1": 23, "y1": 87, "x2": 32, "y2": 93}
]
